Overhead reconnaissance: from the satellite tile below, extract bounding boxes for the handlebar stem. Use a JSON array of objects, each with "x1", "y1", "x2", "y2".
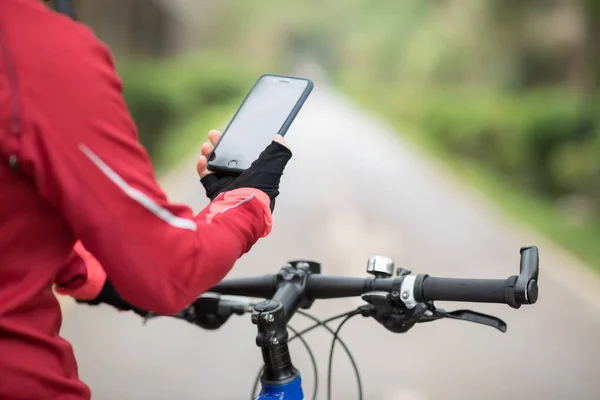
[
  {"x1": 272, "y1": 265, "x2": 312, "y2": 324},
  {"x1": 250, "y1": 262, "x2": 317, "y2": 386},
  {"x1": 251, "y1": 299, "x2": 299, "y2": 385}
]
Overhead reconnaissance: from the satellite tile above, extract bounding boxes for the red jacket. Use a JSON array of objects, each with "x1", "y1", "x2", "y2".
[{"x1": 0, "y1": 1, "x2": 272, "y2": 399}]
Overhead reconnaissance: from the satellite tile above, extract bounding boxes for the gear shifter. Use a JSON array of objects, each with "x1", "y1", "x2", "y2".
[{"x1": 361, "y1": 291, "x2": 429, "y2": 333}]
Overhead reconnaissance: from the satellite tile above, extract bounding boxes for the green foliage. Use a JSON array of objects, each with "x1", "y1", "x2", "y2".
[
  {"x1": 112, "y1": 0, "x2": 600, "y2": 267},
  {"x1": 343, "y1": 80, "x2": 600, "y2": 269},
  {"x1": 209, "y1": 0, "x2": 600, "y2": 268},
  {"x1": 396, "y1": 88, "x2": 599, "y2": 199},
  {"x1": 117, "y1": 53, "x2": 258, "y2": 163}
]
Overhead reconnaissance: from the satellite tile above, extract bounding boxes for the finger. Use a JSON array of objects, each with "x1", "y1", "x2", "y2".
[
  {"x1": 196, "y1": 155, "x2": 213, "y2": 178},
  {"x1": 201, "y1": 142, "x2": 213, "y2": 158},
  {"x1": 273, "y1": 134, "x2": 289, "y2": 148},
  {"x1": 208, "y1": 129, "x2": 222, "y2": 146}
]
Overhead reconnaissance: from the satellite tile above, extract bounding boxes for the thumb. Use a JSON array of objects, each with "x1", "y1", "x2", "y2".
[{"x1": 272, "y1": 134, "x2": 289, "y2": 149}]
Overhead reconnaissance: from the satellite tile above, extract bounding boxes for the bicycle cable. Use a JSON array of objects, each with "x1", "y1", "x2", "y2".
[
  {"x1": 289, "y1": 325, "x2": 319, "y2": 400},
  {"x1": 297, "y1": 310, "x2": 363, "y2": 400},
  {"x1": 290, "y1": 310, "x2": 360, "y2": 339},
  {"x1": 327, "y1": 311, "x2": 362, "y2": 400},
  {"x1": 250, "y1": 309, "x2": 363, "y2": 400}
]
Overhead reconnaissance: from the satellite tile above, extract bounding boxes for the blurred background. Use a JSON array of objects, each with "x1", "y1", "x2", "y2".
[
  {"x1": 70, "y1": 0, "x2": 600, "y2": 267},
  {"x1": 48, "y1": 1, "x2": 600, "y2": 399}
]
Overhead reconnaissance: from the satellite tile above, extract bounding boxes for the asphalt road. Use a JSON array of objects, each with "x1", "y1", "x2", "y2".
[{"x1": 60, "y1": 85, "x2": 600, "y2": 400}]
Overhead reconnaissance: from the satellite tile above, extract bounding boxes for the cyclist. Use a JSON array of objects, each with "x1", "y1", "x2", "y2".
[
  {"x1": 54, "y1": 130, "x2": 243, "y2": 319},
  {"x1": 0, "y1": 1, "x2": 292, "y2": 399}
]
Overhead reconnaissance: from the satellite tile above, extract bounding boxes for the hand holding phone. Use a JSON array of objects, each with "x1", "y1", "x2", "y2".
[
  {"x1": 207, "y1": 74, "x2": 313, "y2": 176},
  {"x1": 197, "y1": 130, "x2": 292, "y2": 212}
]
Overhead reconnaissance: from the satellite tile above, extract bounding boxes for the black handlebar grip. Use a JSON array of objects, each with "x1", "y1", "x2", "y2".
[{"x1": 416, "y1": 277, "x2": 517, "y2": 304}]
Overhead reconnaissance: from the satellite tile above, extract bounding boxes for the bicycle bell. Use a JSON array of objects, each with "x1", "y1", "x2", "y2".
[{"x1": 366, "y1": 255, "x2": 394, "y2": 278}]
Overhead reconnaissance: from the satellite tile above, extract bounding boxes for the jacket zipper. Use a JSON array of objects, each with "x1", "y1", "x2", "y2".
[{"x1": 0, "y1": 21, "x2": 22, "y2": 171}]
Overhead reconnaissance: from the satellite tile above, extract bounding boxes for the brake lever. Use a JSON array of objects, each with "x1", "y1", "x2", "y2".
[
  {"x1": 142, "y1": 294, "x2": 256, "y2": 330},
  {"x1": 433, "y1": 308, "x2": 507, "y2": 333}
]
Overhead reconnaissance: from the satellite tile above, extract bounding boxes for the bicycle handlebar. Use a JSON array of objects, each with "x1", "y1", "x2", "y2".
[
  {"x1": 158, "y1": 246, "x2": 539, "y2": 337},
  {"x1": 211, "y1": 274, "x2": 522, "y2": 305},
  {"x1": 210, "y1": 245, "x2": 539, "y2": 309},
  {"x1": 149, "y1": 246, "x2": 539, "y2": 391},
  {"x1": 210, "y1": 275, "x2": 391, "y2": 300}
]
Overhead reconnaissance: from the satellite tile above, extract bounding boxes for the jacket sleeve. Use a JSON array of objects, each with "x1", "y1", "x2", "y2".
[
  {"x1": 16, "y1": 24, "x2": 273, "y2": 315},
  {"x1": 55, "y1": 241, "x2": 150, "y2": 316},
  {"x1": 54, "y1": 241, "x2": 107, "y2": 301}
]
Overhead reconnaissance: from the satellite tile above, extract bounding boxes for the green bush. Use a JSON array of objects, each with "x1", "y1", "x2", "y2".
[
  {"x1": 397, "y1": 88, "x2": 599, "y2": 207},
  {"x1": 117, "y1": 54, "x2": 257, "y2": 160}
]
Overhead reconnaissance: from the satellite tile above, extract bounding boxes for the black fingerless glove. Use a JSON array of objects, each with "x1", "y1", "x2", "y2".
[
  {"x1": 200, "y1": 174, "x2": 235, "y2": 202},
  {"x1": 201, "y1": 141, "x2": 292, "y2": 212},
  {"x1": 76, "y1": 280, "x2": 148, "y2": 318}
]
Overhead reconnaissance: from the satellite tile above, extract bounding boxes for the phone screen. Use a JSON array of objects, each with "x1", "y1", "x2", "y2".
[{"x1": 209, "y1": 75, "x2": 311, "y2": 172}]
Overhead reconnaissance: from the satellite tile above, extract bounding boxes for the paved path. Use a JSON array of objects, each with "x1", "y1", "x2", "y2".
[{"x1": 60, "y1": 85, "x2": 600, "y2": 400}]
